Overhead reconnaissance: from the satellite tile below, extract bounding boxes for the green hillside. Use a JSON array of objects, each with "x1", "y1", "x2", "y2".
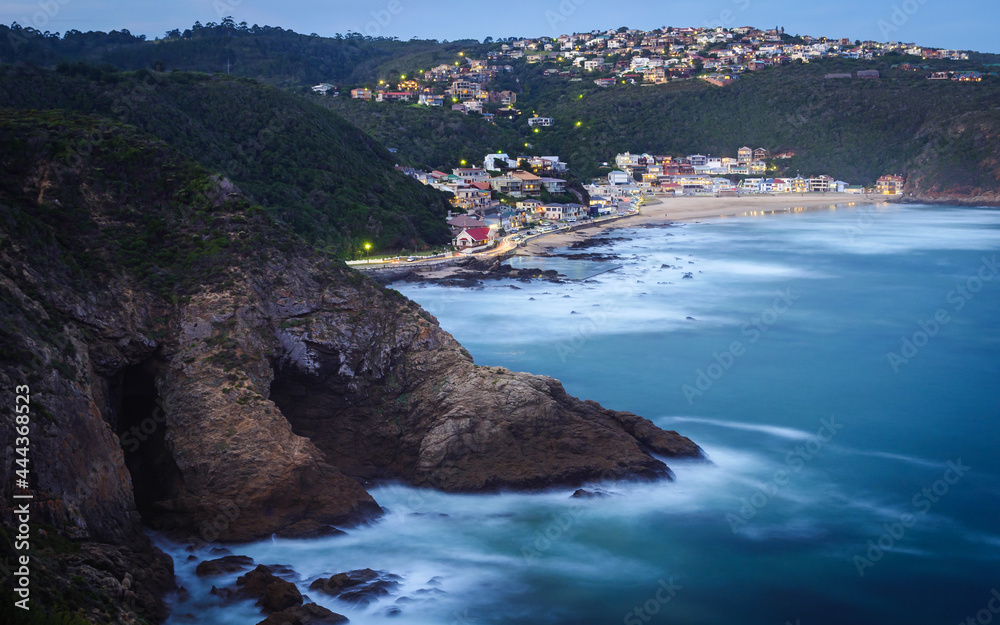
[
  {"x1": 316, "y1": 97, "x2": 523, "y2": 171},
  {"x1": 491, "y1": 56, "x2": 1000, "y2": 185},
  {"x1": 0, "y1": 64, "x2": 452, "y2": 254},
  {"x1": 0, "y1": 21, "x2": 491, "y2": 88},
  {"x1": 4, "y1": 22, "x2": 999, "y2": 203}
]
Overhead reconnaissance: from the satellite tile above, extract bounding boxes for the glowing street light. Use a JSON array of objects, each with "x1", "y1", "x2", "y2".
[{"x1": 364, "y1": 242, "x2": 371, "y2": 263}]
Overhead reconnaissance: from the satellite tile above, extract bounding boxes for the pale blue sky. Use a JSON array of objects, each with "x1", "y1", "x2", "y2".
[{"x1": 4, "y1": 0, "x2": 997, "y2": 53}]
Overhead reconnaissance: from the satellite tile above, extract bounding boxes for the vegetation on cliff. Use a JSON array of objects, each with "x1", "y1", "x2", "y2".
[{"x1": 0, "y1": 64, "x2": 453, "y2": 255}]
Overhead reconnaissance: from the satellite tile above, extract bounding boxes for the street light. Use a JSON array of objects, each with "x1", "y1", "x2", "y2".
[{"x1": 364, "y1": 242, "x2": 371, "y2": 263}]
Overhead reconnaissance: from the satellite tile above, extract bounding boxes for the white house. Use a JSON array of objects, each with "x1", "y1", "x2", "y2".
[
  {"x1": 608, "y1": 170, "x2": 632, "y2": 185},
  {"x1": 452, "y1": 168, "x2": 490, "y2": 184},
  {"x1": 418, "y1": 94, "x2": 444, "y2": 106},
  {"x1": 484, "y1": 153, "x2": 517, "y2": 171},
  {"x1": 542, "y1": 203, "x2": 586, "y2": 221},
  {"x1": 528, "y1": 116, "x2": 554, "y2": 127},
  {"x1": 454, "y1": 226, "x2": 495, "y2": 250}
]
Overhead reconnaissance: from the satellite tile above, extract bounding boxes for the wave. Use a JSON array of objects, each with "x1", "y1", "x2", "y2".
[{"x1": 658, "y1": 416, "x2": 814, "y2": 441}]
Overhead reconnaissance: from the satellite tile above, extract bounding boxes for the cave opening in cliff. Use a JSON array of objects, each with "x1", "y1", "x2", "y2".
[
  {"x1": 111, "y1": 360, "x2": 182, "y2": 521},
  {"x1": 269, "y1": 357, "x2": 381, "y2": 479}
]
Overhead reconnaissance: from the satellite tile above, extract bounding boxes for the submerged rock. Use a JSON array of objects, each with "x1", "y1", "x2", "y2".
[
  {"x1": 195, "y1": 555, "x2": 255, "y2": 577},
  {"x1": 257, "y1": 603, "x2": 348, "y2": 625},
  {"x1": 237, "y1": 565, "x2": 303, "y2": 613},
  {"x1": 309, "y1": 569, "x2": 401, "y2": 606}
]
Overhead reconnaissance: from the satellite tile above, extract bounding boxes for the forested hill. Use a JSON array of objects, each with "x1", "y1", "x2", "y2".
[
  {"x1": 4, "y1": 21, "x2": 999, "y2": 204},
  {"x1": 0, "y1": 64, "x2": 452, "y2": 254},
  {"x1": 0, "y1": 21, "x2": 491, "y2": 88},
  {"x1": 319, "y1": 56, "x2": 1000, "y2": 196}
]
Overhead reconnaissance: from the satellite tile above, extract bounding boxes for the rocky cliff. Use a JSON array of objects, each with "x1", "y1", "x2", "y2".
[
  {"x1": 903, "y1": 109, "x2": 1000, "y2": 206},
  {"x1": 0, "y1": 111, "x2": 700, "y2": 622}
]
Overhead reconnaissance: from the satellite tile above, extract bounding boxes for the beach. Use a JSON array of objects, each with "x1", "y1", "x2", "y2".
[{"x1": 515, "y1": 193, "x2": 886, "y2": 256}]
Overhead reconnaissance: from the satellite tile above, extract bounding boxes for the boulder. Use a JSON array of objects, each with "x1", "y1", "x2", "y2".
[{"x1": 195, "y1": 555, "x2": 254, "y2": 577}]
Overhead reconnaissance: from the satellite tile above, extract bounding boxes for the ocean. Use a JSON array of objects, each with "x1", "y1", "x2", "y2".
[{"x1": 160, "y1": 203, "x2": 1000, "y2": 625}]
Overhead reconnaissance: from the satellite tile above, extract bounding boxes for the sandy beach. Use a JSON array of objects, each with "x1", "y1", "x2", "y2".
[
  {"x1": 514, "y1": 193, "x2": 887, "y2": 256},
  {"x1": 394, "y1": 193, "x2": 888, "y2": 281}
]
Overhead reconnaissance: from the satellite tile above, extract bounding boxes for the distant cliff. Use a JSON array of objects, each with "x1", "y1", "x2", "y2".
[
  {"x1": 0, "y1": 111, "x2": 700, "y2": 623},
  {"x1": 902, "y1": 109, "x2": 1000, "y2": 206}
]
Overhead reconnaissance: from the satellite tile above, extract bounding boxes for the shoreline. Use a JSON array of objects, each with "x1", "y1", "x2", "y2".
[{"x1": 515, "y1": 193, "x2": 888, "y2": 256}]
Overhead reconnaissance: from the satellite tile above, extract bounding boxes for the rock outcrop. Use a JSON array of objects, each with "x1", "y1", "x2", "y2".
[{"x1": 0, "y1": 111, "x2": 701, "y2": 623}]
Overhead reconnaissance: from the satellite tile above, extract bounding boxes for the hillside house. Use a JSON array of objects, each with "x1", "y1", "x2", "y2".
[
  {"x1": 454, "y1": 226, "x2": 495, "y2": 250},
  {"x1": 876, "y1": 174, "x2": 905, "y2": 195}
]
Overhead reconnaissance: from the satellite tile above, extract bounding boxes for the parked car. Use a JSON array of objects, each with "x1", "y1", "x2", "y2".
[{"x1": 407, "y1": 256, "x2": 417, "y2": 262}]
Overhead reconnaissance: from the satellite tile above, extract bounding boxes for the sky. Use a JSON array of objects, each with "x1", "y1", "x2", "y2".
[{"x1": 3, "y1": 0, "x2": 998, "y2": 54}]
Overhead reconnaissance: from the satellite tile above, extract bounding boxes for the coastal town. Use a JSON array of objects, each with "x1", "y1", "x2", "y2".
[
  {"x1": 307, "y1": 24, "x2": 979, "y2": 259},
  {"x1": 313, "y1": 25, "x2": 986, "y2": 109},
  {"x1": 381, "y1": 149, "x2": 906, "y2": 257}
]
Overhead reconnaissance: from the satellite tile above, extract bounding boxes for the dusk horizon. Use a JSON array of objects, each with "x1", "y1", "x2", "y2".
[{"x1": 3, "y1": 0, "x2": 999, "y2": 54}]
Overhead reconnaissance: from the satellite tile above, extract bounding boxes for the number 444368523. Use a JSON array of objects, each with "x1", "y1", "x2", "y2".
[{"x1": 14, "y1": 385, "x2": 30, "y2": 485}]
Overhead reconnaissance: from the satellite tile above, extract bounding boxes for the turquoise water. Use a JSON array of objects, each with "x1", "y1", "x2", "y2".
[{"x1": 162, "y1": 204, "x2": 1000, "y2": 625}]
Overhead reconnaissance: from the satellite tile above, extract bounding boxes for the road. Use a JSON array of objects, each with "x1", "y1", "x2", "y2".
[{"x1": 349, "y1": 213, "x2": 637, "y2": 271}]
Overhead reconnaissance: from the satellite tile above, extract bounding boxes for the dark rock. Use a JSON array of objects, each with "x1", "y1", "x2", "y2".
[
  {"x1": 309, "y1": 569, "x2": 401, "y2": 606},
  {"x1": 195, "y1": 555, "x2": 254, "y2": 577},
  {"x1": 263, "y1": 565, "x2": 300, "y2": 581},
  {"x1": 308, "y1": 568, "x2": 378, "y2": 595},
  {"x1": 338, "y1": 580, "x2": 399, "y2": 606},
  {"x1": 238, "y1": 565, "x2": 303, "y2": 613},
  {"x1": 256, "y1": 603, "x2": 349, "y2": 625},
  {"x1": 210, "y1": 585, "x2": 236, "y2": 601},
  {"x1": 571, "y1": 488, "x2": 608, "y2": 498},
  {"x1": 413, "y1": 587, "x2": 445, "y2": 596}
]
